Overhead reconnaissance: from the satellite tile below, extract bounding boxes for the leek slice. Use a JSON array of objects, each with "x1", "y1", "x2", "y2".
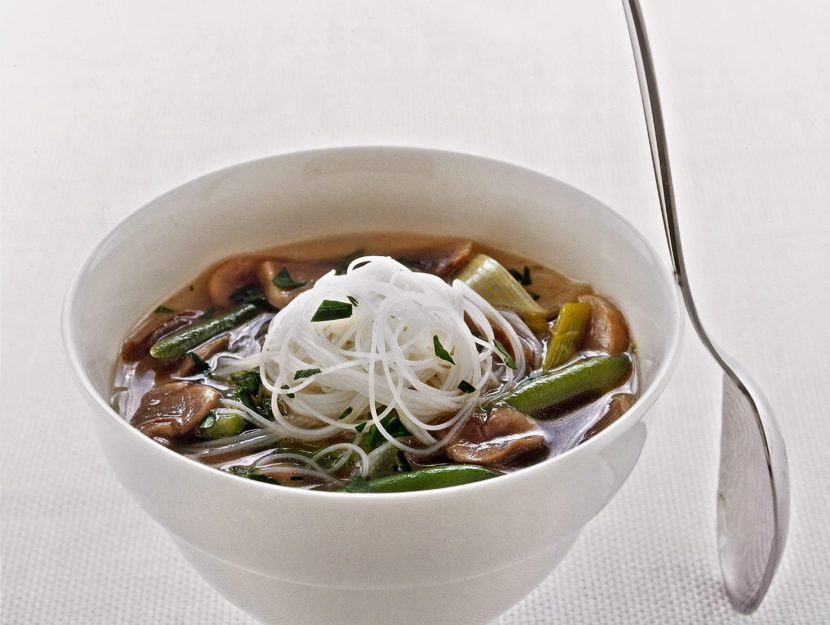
[
  {"x1": 543, "y1": 301, "x2": 592, "y2": 370},
  {"x1": 455, "y1": 254, "x2": 550, "y2": 332}
]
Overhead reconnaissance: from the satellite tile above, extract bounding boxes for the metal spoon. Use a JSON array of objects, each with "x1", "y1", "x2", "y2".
[{"x1": 620, "y1": 0, "x2": 790, "y2": 613}]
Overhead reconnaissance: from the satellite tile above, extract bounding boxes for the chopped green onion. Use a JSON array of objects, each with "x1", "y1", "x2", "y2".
[
  {"x1": 456, "y1": 254, "x2": 550, "y2": 333},
  {"x1": 272, "y1": 267, "x2": 307, "y2": 290},
  {"x1": 543, "y1": 301, "x2": 592, "y2": 370},
  {"x1": 311, "y1": 299, "x2": 353, "y2": 322},
  {"x1": 433, "y1": 335, "x2": 455, "y2": 364},
  {"x1": 347, "y1": 295, "x2": 359, "y2": 307},
  {"x1": 154, "y1": 305, "x2": 175, "y2": 314},
  {"x1": 280, "y1": 384, "x2": 295, "y2": 398},
  {"x1": 338, "y1": 407, "x2": 353, "y2": 420}
]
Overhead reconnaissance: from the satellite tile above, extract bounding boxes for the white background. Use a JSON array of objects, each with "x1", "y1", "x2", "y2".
[{"x1": 2, "y1": 1, "x2": 829, "y2": 623}]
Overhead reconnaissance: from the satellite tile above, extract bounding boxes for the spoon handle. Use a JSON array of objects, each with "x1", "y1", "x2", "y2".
[{"x1": 620, "y1": 0, "x2": 789, "y2": 612}]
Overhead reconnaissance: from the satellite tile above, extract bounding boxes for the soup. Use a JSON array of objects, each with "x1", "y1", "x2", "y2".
[{"x1": 112, "y1": 234, "x2": 637, "y2": 492}]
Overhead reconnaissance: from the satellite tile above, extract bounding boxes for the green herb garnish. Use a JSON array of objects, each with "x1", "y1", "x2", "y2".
[
  {"x1": 294, "y1": 368, "x2": 322, "y2": 380},
  {"x1": 199, "y1": 412, "x2": 216, "y2": 430},
  {"x1": 272, "y1": 267, "x2": 307, "y2": 290},
  {"x1": 347, "y1": 295, "x2": 359, "y2": 307},
  {"x1": 337, "y1": 248, "x2": 366, "y2": 274},
  {"x1": 230, "y1": 285, "x2": 266, "y2": 305},
  {"x1": 280, "y1": 384, "x2": 295, "y2": 399},
  {"x1": 311, "y1": 300, "x2": 353, "y2": 322},
  {"x1": 527, "y1": 291, "x2": 540, "y2": 301},
  {"x1": 202, "y1": 306, "x2": 216, "y2": 319},
  {"x1": 364, "y1": 412, "x2": 411, "y2": 447},
  {"x1": 394, "y1": 450, "x2": 412, "y2": 473},
  {"x1": 344, "y1": 474, "x2": 371, "y2": 493},
  {"x1": 186, "y1": 351, "x2": 211, "y2": 374},
  {"x1": 228, "y1": 466, "x2": 280, "y2": 486},
  {"x1": 338, "y1": 407, "x2": 353, "y2": 420},
  {"x1": 355, "y1": 422, "x2": 368, "y2": 433},
  {"x1": 433, "y1": 335, "x2": 455, "y2": 364},
  {"x1": 509, "y1": 266, "x2": 532, "y2": 286},
  {"x1": 154, "y1": 305, "x2": 175, "y2": 314},
  {"x1": 232, "y1": 369, "x2": 266, "y2": 415},
  {"x1": 493, "y1": 339, "x2": 517, "y2": 369},
  {"x1": 458, "y1": 380, "x2": 477, "y2": 394}
]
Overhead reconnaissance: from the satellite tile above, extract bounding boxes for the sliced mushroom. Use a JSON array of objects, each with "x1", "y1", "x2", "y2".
[
  {"x1": 526, "y1": 269, "x2": 593, "y2": 312},
  {"x1": 121, "y1": 309, "x2": 202, "y2": 362},
  {"x1": 577, "y1": 294, "x2": 630, "y2": 355},
  {"x1": 257, "y1": 260, "x2": 337, "y2": 309},
  {"x1": 446, "y1": 404, "x2": 547, "y2": 466},
  {"x1": 174, "y1": 333, "x2": 231, "y2": 377},
  {"x1": 395, "y1": 240, "x2": 473, "y2": 277},
  {"x1": 584, "y1": 393, "x2": 636, "y2": 440},
  {"x1": 131, "y1": 382, "x2": 220, "y2": 441},
  {"x1": 207, "y1": 255, "x2": 271, "y2": 307}
]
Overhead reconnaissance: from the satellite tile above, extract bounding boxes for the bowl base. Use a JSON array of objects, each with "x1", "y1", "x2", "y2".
[{"x1": 173, "y1": 532, "x2": 581, "y2": 625}]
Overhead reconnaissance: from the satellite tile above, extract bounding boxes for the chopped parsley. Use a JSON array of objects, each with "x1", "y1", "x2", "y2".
[
  {"x1": 433, "y1": 335, "x2": 455, "y2": 364},
  {"x1": 154, "y1": 305, "x2": 175, "y2": 314},
  {"x1": 458, "y1": 380, "x2": 477, "y2": 394},
  {"x1": 311, "y1": 299, "x2": 353, "y2": 322},
  {"x1": 493, "y1": 339, "x2": 517, "y2": 369},
  {"x1": 272, "y1": 267, "x2": 307, "y2": 290}
]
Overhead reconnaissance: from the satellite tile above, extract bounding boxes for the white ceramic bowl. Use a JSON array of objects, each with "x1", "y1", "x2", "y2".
[{"x1": 63, "y1": 147, "x2": 683, "y2": 625}]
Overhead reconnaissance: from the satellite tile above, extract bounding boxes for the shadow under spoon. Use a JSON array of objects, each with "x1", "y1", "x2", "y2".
[{"x1": 620, "y1": 0, "x2": 790, "y2": 613}]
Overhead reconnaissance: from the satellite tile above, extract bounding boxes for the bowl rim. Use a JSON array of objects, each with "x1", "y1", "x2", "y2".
[{"x1": 62, "y1": 144, "x2": 684, "y2": 502}]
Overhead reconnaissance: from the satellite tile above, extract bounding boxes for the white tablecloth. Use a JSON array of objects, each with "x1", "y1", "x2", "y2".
[{"x1": 3, "y1": 1, "x2": 829, "y2": 623}]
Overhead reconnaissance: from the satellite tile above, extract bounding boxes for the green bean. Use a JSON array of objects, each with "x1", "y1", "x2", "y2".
[
  {"x1": 149, "y1": 303, "x2": 260, "y2": 360},
  {"x1": 197, "y1": 411, "x2": 245, "y2": 440},
  {"x1": 343, "y1": 464, "x2": 499, "y2": 493},
  {"x1": 501, "y1": 355, "x2": 631, "y2": 415}
]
